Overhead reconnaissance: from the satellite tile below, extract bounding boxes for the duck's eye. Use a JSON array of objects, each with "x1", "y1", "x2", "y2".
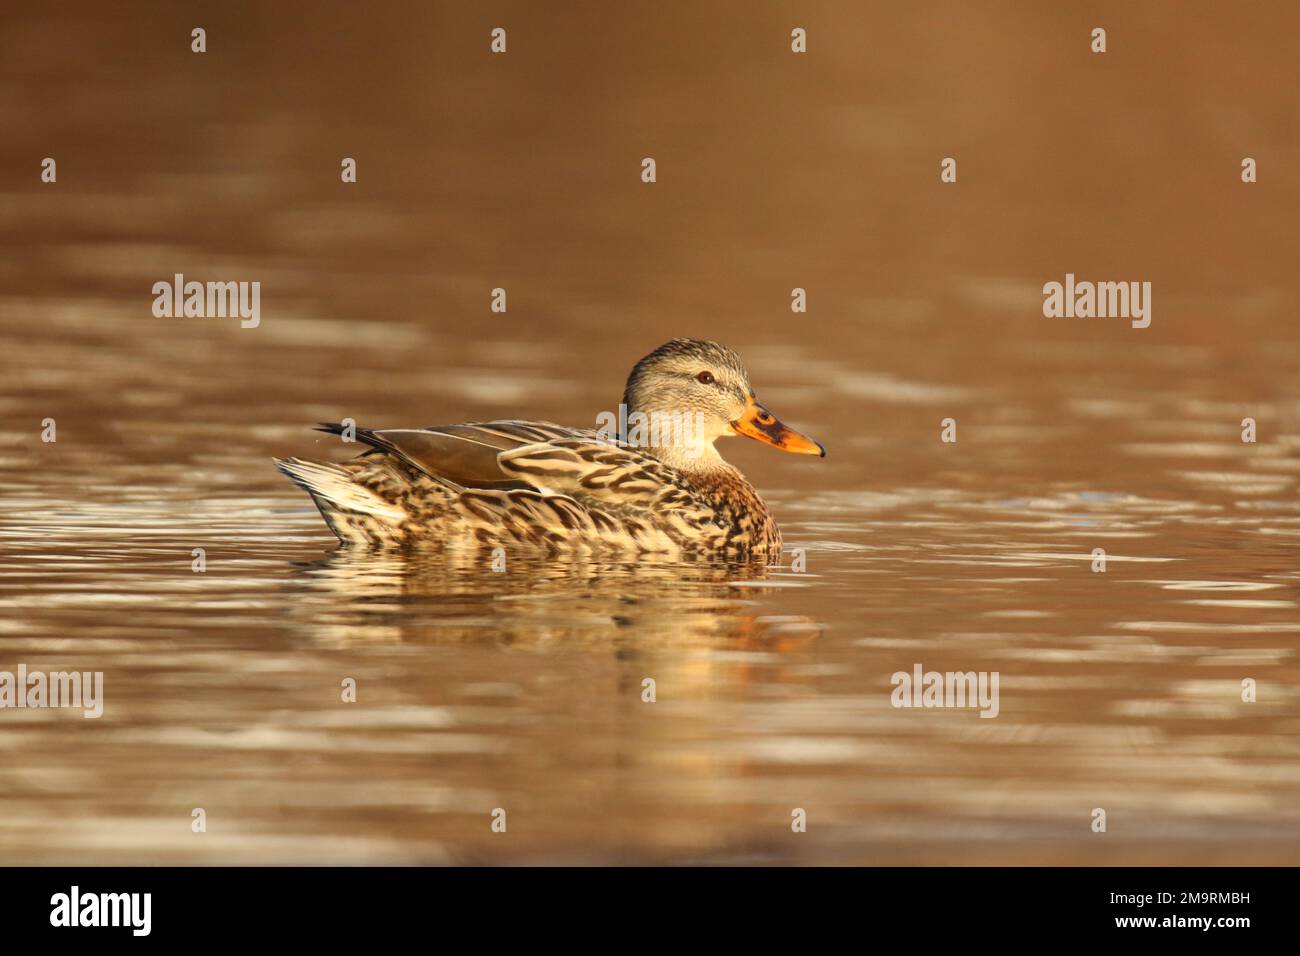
[{"x1": 696, "y1": 371, "x2": 716, "y2": 385}]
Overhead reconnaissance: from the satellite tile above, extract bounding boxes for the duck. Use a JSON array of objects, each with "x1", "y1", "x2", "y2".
[{"x1": 275, "y1": 338, "x2": 825, "y2": 558}]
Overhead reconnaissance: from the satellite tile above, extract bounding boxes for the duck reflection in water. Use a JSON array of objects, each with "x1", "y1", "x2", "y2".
[{"x1": 286, "y1": 547, "x2": 825, "y2": 651}]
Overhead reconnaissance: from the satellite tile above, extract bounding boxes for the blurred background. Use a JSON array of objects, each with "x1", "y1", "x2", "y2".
[{"x1": 0, "y1": 1, "x2": 1297, "y2": 864}]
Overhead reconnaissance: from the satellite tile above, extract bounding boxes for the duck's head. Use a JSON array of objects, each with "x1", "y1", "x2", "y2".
[{"x1": 619, "y1": 338, "x2": 825, "y2": 471}]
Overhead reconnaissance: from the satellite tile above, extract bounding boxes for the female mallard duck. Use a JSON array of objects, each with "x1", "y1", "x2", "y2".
[{"x1": 276, "y1": 339, "x2": 824, "y2": 558}]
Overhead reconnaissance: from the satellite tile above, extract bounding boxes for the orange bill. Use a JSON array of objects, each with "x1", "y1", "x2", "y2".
[{"x1": 730, "y1": 396, "x2": 825, "y2": 457}]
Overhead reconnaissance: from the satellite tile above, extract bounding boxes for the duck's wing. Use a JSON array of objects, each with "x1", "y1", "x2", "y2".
[
  {"x1": 313, "y1": 420, "x2": 612, "y2": 492},
  {"x1": 495, "y1": 437, "x2": 690, "y2": 505},
  {"x1": 315, "y1": 420, "x2": 724, "y2": 541},
  {"x1": 494, "y1": 437, "x2": 731, "y2": 549}
]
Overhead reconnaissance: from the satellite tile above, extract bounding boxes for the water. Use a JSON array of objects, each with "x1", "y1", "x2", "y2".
[{"x1": 1, "y1": 1, "x2": 1298, "y2": 864}]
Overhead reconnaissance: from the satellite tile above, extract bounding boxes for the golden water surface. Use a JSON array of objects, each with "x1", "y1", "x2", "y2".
[{"x1": 1, "y1": 2, "x2": 1297, "y2": 864}]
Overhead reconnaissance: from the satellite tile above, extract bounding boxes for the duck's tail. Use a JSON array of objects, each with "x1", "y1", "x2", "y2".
[{"x1": 274, "y1": 457, "x2": 411, "y2": 546}]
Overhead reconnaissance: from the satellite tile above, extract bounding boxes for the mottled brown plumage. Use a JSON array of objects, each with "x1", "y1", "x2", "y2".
[{"x1": 276, "y1": 339, "x2": 824, "y2": 559}]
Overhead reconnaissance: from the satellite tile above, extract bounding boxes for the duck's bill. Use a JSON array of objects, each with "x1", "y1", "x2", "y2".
[{"x1": 730, "y1": 397, "x2": 826, "y2": 457}]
